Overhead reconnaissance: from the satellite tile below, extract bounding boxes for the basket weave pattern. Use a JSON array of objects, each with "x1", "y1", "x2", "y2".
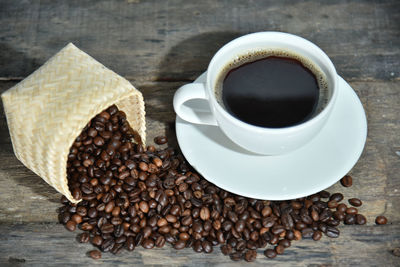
[{"x1": 1, "y1": 43, "x2": 146, "y2": 203}]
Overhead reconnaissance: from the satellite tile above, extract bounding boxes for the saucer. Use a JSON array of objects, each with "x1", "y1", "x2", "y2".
[{"x1": 175, "y1": 72, "x2": 367, "y2": 200}]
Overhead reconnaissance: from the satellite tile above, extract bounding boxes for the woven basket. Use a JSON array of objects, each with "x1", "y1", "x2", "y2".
[{"x1": 1, "y1": 43, "x2": 146, "y2": 203}]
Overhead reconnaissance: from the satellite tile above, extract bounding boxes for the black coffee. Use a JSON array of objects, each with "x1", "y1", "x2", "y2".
[{"x1": 216, "y1": 52, "x2": 327, "y2": 128}]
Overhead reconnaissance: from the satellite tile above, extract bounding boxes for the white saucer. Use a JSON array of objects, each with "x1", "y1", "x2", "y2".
[{"x1": 175, "y1": 72, "x2": 367, "y2": 200}]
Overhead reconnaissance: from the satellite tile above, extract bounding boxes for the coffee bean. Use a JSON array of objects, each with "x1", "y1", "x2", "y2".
[
  {"x1": 335, "y1": 205, "x2": 346, "y2": 214},
  {"x1": 328, "y1": 200, "x2": 338, "y2": 209},
  {"x1": 312, "y1": 230, "x2": 322, "y2": 241},
  {"x1": 236, "y1": 240, "x2": 246, "y2": 251},
  {"x1": 264, "y1": 249, "x2": 277, "y2": 259},
  {"x1": 392, "y1": 247, "x2": 400, "y2": 257},
  {"x1": 89, "y1": 250, "x2": 102, "y2": 260},
  {"x1": 340, "y1": 175, "x2": 353, "y2": 187},
  {"x1": 193, "y1": 240, "x2": 203, "y2": 253},
  {"x1": 244, "y1": 249, "x2": 257, "y2": 262},
  {"x1": 261, "y1": 206, "x2": 272, "y2": 217},
  {"x1": 78, "y1": 232, "x2": 90, "y2": 243},
  {"x1": 101, "y1": 223, "x2": 114, "y2": 234},
  {"x1": 174, "y1": 239, "x2": 186, "y2": 250},
  {"x1": 221, "y1": 244, "x2": 232, "y2": 255},
  {"x1": 235, "y1": 220, "x2": 245, "y2": 233},
  {"x1": 344, "y1": 214, "x2": 356, "y2": 225},
  {"x1": 301, "y1": 228, "x2": 314, "y2": 238},
  {"x1": 333, "y1": 211, "x2": 345, "y2": 221},
  {"x1": 141, "y1": 238, "x2": 154, "y2": 249},
  {"x1": 200, "y1": 207, "x2": 210, "y2": 221},
  {"x1": 346, "y1": 207, "x2": 358, "y2": 214},
  {"x1": 155, "y1": 236, "x2": 166, "y2": 248},
  {"x1": 230, "y1": 252, "x2": 243, "y2": 261},
  {"x1": 325, "y1": 226, "x2": 340, "y2": 238},
  {"x1": 139, "y1": 201, "x2": 149, "y2": 213},
  {"x1": 375, "y1": 215, "x2": 388, "y2": 225},
  {"x1": 279, "y1": 239, "x2": 291, "y2": 248},
  {"x1": 202, "y1": 240, "x2": 213, "y2": 253},
  {"x1": 101, "y1": 238, "x2": 115, "y2": 252},
  {"x1": 348, "y1": 198, "x2": 362, "y2": 207},
  {"x1": 329, "y1": 193, "x2": 344, "y2": 202},
  {"x1": 154, "y1": 136, "x2": 168, "y2": 145},
  {"x1": 126, "y1": 236, "x2": 136, "y2": 251},
  {"x1": 356, "y1": 214, "x2": 367, "y2": 225},
  {"x1": 275, "y1": 244, "x2": 285, "y2": 255},
  {"x1": 60, "y1": 212, "x2": 71, "y2": 224},
  {"x1": 65, "y1": 220, "x2": 76, "y2": 231}
]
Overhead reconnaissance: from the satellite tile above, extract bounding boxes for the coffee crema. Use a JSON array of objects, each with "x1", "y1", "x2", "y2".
[{"x1": 215, "y1": 49, "x2": 329, "y2": 128}]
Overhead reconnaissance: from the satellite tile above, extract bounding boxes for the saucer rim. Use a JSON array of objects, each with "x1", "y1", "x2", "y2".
[{"x1": 175, "y1": 72, "x2": 367, "y2": 200}]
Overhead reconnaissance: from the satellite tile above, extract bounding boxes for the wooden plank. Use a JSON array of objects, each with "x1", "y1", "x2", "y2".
[
  {"x1": 0, "y1": 0, "x2": 399, "y2": 82},
  {"x1": 0, "y1": 222, "x2": 399, "y2": 266},
  {"x1": 0, "y1": 80, "x2": 399, "y2": 224}
]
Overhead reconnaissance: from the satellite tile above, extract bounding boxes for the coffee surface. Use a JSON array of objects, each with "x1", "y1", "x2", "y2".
[{"x1": 219, "y1": 55, "x2": 321, "y2": 128}]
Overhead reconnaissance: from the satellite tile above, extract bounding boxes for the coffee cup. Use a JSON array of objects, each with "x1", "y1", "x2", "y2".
[{"x1": 173, "y1": 32, "x2": 339, "y2": 155}]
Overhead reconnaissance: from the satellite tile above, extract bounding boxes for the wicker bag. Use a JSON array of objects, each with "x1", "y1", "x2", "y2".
[{"x1": 1, "y1": 43, "x2": 146, "y2": 203}]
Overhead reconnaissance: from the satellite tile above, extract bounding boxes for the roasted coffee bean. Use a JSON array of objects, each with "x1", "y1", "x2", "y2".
[
  {"x1": 230, "y1": 252, "x2": 243, "y2": 261},
  {"x1": 92, "y1": 235, "x2": 103, "y2": 246},
  {"x1": 221, "y1": 244, "x2": 233, "y2": 255},
  {"x1": 155, "y1": 235, "x2": 166, "y2": 248},
  {"x1": 328, "y1": 200, "x2": 338, "y2": 209},
  {"x1": 244, "y1": 249, "x2": 257, "y2": 262},
  {"x1": 279, "y1": 239, "x2": 291, "y2": 248},
  {"x1": 391, "y1": 247, "x2": 400, "y2": 257},
  {"x1": 337, "y1": 203, "x2": 347, "y2": 213},
  {"x1": 346, "y1": 207, "x2": 358, "y2": 215},
  {"x1": 78, "y1": 232, "x2": 90, "y2": 243},
  {"x1": 301, "y1": 227, "x2": 314, "y2": 238},
  {"x1": 154, "y1": 136, "x2": 168, "y2": 145},
  {"x1": 312, "y1": 230, "x2": 322, "y2": 241},
  {"x1": 235, "y1": 220, "x2": 245, "y2": 233},
  {"x1": 101, "y1": 238, "x2": 115, "y2": 252},
  {"x1": 275, "y1": 244, "x2": 285, "y2": 255},
  {"x1": 340, "y1": 175, "x2": 353, "y2": 187},
  {"x1": 142, "y1": 239, "x2": 155, "y2": 249},
  {"x1": 333, "y1": 211, "x2": 345, "y2": 221},
  {"x1": 375, "y1": 215, "x2": 388, "y2": 225},
  {"x1": 193, "y1": 240, "x2": 203, "y2": 253},
  {"x1": 89, "y1": 250, "x2": 102, "y2": 260},
  {"x1": 173, "y1": 239, "x2": 185, "y2": 250},
  {"x1": 200, "y1": 207, "x2": 210, "y2": 221},
  {"x1": 236, "y1": 240, "x2": 246, "y2": 251},
  {"x1": 65, "y1": 220, "x2": 77, "y2": 231},
  {"x1": 60, "y1": 212, "x2": 71, "y2": 224},
  {"x1": 344, "y1": 214, "x2": 356, "y2": 225},
  {"x1": 325, "y1": 226, "x2": 340, "y2": 238},
  {"x1": 356, "y1": 214, "x2": 367, "y2": 225},
  {"x1": 330, "y1": 193, "x2": 344, "y2": 202},
  {"x1": 101, "y1": 223, "x2": 114, "y2": 234},
  {"x1": 202, "y1": 240, "x2": 213, "y2": 253},
  {"x1": 264, "y1": 249, "x2": 277, "y2": 259},
  {"x1": 348, "y1": 198, "x2": 362, "y2": 207}
]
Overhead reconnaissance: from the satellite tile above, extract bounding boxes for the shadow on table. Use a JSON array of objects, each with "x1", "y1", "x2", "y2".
[{"x1": 146, "y1": 31, "x2": 242, "y2": 148}]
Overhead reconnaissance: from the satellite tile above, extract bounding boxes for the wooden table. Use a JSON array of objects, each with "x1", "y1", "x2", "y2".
[{"x1": 0, "y1": 1, "x2": 399, "y2": 266}]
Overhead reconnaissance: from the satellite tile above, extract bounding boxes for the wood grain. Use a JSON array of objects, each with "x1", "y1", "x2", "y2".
[
  {"x1": 0, "y1": 0, "x2": 399, "y2": 265},
  {"x1": 0, "y1": 223, "x2": 399, "y2": 266},
  {"x1": 0, "y1": 0, "x2": 399, "y2": 82}
]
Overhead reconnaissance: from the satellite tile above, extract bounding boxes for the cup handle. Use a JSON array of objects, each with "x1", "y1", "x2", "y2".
[{"x1": 173, "y1": 83, "x2": 218, "y2": 126}]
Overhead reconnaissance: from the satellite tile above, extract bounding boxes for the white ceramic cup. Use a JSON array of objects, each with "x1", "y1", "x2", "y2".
[{"x1": 173, "y1": 32, "x2": 339, "y2": 155}]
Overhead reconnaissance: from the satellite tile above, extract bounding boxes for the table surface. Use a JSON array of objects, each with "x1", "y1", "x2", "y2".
[{"x1": 0, "y1": 0, "x2": 399, "y2": 266}]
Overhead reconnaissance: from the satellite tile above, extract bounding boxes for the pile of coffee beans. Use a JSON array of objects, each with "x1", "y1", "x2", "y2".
[{"x1": 58, "y1": 105, "x2": 383, "y2": 261}]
